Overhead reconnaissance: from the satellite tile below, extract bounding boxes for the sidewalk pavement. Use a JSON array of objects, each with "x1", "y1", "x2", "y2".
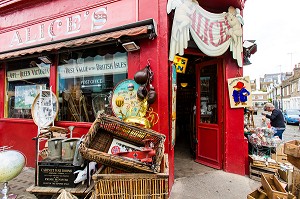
[
  {"x1": 2, "y1": 166, "x2": 260, "y2": 199},
  {"x1": 2, "y1": 167, "x2": 36, "y2": 199},
  {"x1": 169, "y1": 170, "x2": 260, "y2": 199}
]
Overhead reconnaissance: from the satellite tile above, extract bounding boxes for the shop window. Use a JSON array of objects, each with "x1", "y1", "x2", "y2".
[
  {"x1": 5, "y1": 60, "x2": 50, "y2": 119},
  {"x1": 57, "y1": 52, "x2": 128, "y2": 122}
]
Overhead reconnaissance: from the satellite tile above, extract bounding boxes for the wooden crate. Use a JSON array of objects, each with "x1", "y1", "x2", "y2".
[
  {"x1": 250, "y1": 163, "x2": 277, "y2": 182},
  {"x1": 292, "y1": 167, "x2": 300, "y2": 198},
  {"x1": 261, "y1": 173, "x2": 288, "y2": 199},
  {"x1": 247, "y1": 186, "x2": 268, "y2": 199},
  {"x1": 249, "y1": 155, "x2": 280, "y2": 169},
  {"x1": 287, "y1": 155, "x2": 300, "y2": 170},
  {"x1": 284, "y1": 140, "x2": 300, "y2": 158},
  {"x1": 272, "y1": 154, "x2": 288, "y2": 164}
]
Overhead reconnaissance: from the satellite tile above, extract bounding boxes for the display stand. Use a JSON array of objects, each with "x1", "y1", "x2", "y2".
[
  {"x1": 29, "y1": 87, "x2": 94, "y2": 198},
  {"x1": 35, "y1": 86, "x2": 55, "y2": 186},
  {"x1": 250, "y1": 144, "x2": 275, "y2": 157}
]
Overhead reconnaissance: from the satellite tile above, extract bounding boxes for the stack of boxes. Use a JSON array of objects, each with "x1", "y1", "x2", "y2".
[
  {"x1": 247, "y1": 143, "x2": 296, "y2": 199},
  {"x1": 284, "y1": 140, "x2": 300, "y2": 198}
]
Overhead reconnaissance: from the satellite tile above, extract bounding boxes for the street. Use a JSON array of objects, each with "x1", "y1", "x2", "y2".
[{"x1": 253, "y1": 109, "x2": 300, "y2": 142}]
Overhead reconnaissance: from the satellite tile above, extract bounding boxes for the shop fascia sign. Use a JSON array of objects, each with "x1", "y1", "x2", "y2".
[
  {"x1": 7, "y1": 67, "x2": 50, "y2": 81},
  {"x1": 59, "y1": 52, "x2": 128, "y2": 79},
  {"x1": 167, "y1": 0, "x2": 244, "y2": 67},
  {"x1": 0, "y1": 0, "x2": 137, "y2": 53}
]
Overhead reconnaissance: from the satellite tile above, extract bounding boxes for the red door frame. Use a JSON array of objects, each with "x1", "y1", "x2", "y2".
[{"x1": 195, "y1": 58, "x2": 223, "y2": 169}]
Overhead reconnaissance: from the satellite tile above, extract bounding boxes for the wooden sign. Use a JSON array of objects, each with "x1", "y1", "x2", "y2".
[
  {"x1": 38, "y1": 161, "x2": 82, "y2": 188},
  {"x1": 227, "y1": 76, "x2": 252, "y2": 108}
]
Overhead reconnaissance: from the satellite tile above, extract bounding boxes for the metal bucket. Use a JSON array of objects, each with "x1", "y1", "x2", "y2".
[
  {"x1": 61, "y1": 138, "x2": 79, "y2": 161},
  {"x1": 47, "y1": 138, "x2": 64, "y2": 160}
]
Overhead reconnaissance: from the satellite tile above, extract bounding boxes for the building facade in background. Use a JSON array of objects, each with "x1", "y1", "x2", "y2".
[{"x1": 0, "y1": 0, "x2": 248, "y2": 189}]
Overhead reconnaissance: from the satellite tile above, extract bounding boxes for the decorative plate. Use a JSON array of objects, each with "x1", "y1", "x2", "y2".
[
  {"x1": 111, "y1": 79, "x2": 140, "y2": 119},
  {"x1": 31, "y1": 90, "x2": 59, "y2": 128}
]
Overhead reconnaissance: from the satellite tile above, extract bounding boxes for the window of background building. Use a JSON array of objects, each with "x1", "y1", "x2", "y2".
[
  {"x1": 57, "y1": 50, "x2": 128, "y2": 122},
  {"x1": 5, "y1": 59, "x2": 50, "y2": 118}
]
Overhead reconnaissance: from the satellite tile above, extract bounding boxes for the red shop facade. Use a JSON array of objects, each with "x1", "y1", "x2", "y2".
[{"x1": 0, "y1": 0, "x2": 247, "y2": 188}]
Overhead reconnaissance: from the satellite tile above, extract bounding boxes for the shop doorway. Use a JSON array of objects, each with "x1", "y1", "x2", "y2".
[
  {"x1": 195, "y1": 60, "x2": 223, "y2": 169},
  {"x1": 174, "y1": 55, "x2": 220, "y2": 178}
]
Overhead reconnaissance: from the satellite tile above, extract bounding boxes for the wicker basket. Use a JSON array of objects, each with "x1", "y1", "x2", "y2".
[
  {"x1": 92, "y1": 165, "x2": 169, "y2": 199},
  {"x1": 79, "y1": 114, "x2": 166, "y2": 173}
]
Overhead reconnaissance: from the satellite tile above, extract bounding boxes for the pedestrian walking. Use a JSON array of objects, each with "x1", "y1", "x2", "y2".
[{"x1": 261, "y1": 103, "x2": 285, "y2": 139}]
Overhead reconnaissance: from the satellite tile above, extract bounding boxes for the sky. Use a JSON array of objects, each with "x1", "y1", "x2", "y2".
[{"x1": 242, "y1": 0, "x2": 300, "y2": 81}]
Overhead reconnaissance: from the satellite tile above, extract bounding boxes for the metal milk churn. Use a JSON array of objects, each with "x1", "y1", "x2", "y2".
[
  {"x1": 47, "y1": 138, "x2": 65, "y2": 160},
  {"x1": 61, "y1": 138, "x2": 80, "y2": 161},
  {"x1": 73, "y1": 136, "x2": 84, "y2": 166}
]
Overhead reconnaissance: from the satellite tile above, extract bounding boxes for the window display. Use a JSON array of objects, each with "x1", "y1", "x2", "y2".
[
  {"x1": 57, "y1": 52, "x2": 128, "y2": 122},
  {"x1": 6, "y1": 60, "x2": 50, "y2": 119}
]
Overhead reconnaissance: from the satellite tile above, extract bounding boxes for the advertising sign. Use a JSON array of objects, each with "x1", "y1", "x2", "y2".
[
  {"x1": 58, "y1": 52, "x2": 127, "y2": 79},
  {"x1": 7, "y1": 66, "x2": 50, "y2": 81},
  {"x1": 1, "y1": 0, "x2": 137, "y2": 53},
  {"x1": 228, "y1": 76, "x2": 252, "y2": 108},
  {"x1": 173, "y1": 55, "x2": 188, "y2": 74}
]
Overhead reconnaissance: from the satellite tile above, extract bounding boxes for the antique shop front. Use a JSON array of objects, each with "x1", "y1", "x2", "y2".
[{"x1": 0, "y1": 0, "x2": 247, "y2": 189}]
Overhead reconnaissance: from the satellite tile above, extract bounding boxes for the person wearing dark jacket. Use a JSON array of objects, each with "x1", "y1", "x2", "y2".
[{"x1": 261, "y1": 103, "x2": 285, "y2": 139}]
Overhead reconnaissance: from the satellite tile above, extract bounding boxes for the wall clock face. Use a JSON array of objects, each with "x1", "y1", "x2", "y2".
[
  {"x1": 31, "y1": 91, "x2": 59, "y2": 128},
  {"x1": 111, "y1": 79, "x2": 140, "y2": 119}
]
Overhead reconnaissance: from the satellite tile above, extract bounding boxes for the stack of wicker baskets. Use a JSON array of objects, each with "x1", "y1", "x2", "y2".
[{"x1": 79, "y1": 114, "x2": 168, "y2": 198}]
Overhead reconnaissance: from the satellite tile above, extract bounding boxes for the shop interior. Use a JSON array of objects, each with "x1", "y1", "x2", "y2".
[{"x1": 174, "y1": 54, "x2": 216, "y2": 178}]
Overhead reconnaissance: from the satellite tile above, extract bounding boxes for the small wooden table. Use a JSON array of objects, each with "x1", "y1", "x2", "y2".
[{"x1": 26, "y1": 182, "x2": 94, "y2": 198}]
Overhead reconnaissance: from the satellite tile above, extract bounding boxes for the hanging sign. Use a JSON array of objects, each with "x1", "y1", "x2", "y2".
[
  {"x1": 173, "y1": 55, "x2": 188, "y2": 74},
  {"x1": 228, "y1": 76, "x2": 252, "y2": 108},
  {"x1": 167, "y1": 1, "x2": 244, "y2": 67}
]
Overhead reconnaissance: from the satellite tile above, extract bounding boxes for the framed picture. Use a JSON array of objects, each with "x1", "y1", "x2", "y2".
[
  {"x1": 15, "y1": 85, "x2": 45, "y2": 109},
  {"x1": 228, "y1": 76, "x2": 252, "y2": 108}
]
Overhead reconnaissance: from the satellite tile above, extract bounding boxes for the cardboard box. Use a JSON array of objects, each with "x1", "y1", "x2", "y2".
[
  {"x1": 284, "y1": 140, "x2": 300, "y2": 158},
  {"x1": 261, "y1": 173, "x2": 288, "y2": 199}
]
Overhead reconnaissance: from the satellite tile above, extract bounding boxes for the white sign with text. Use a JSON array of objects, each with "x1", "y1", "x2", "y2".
[{"x1": 58, "y1": 52, "x2": 128, "y2": 78}]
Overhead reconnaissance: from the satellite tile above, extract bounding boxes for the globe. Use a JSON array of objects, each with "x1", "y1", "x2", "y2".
[{"x1": 0, "y1": 150, "x2": 26, "y2": 182}]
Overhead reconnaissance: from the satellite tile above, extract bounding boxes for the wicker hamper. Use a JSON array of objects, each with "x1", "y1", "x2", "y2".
[
  {"x1": 92, "y1": 165, "x2": 169, "y2": 199},
  {"x1": 79, "y1": 114, "x2": 166, "y2": 173}
]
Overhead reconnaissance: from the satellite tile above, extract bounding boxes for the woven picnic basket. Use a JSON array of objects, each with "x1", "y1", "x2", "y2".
[
  {"x1": 92, "y1": 168, "x2": 169, "y2": 199},
  {"x1": 79, "y1": 114, "x2": 166, "y2": 173}
]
